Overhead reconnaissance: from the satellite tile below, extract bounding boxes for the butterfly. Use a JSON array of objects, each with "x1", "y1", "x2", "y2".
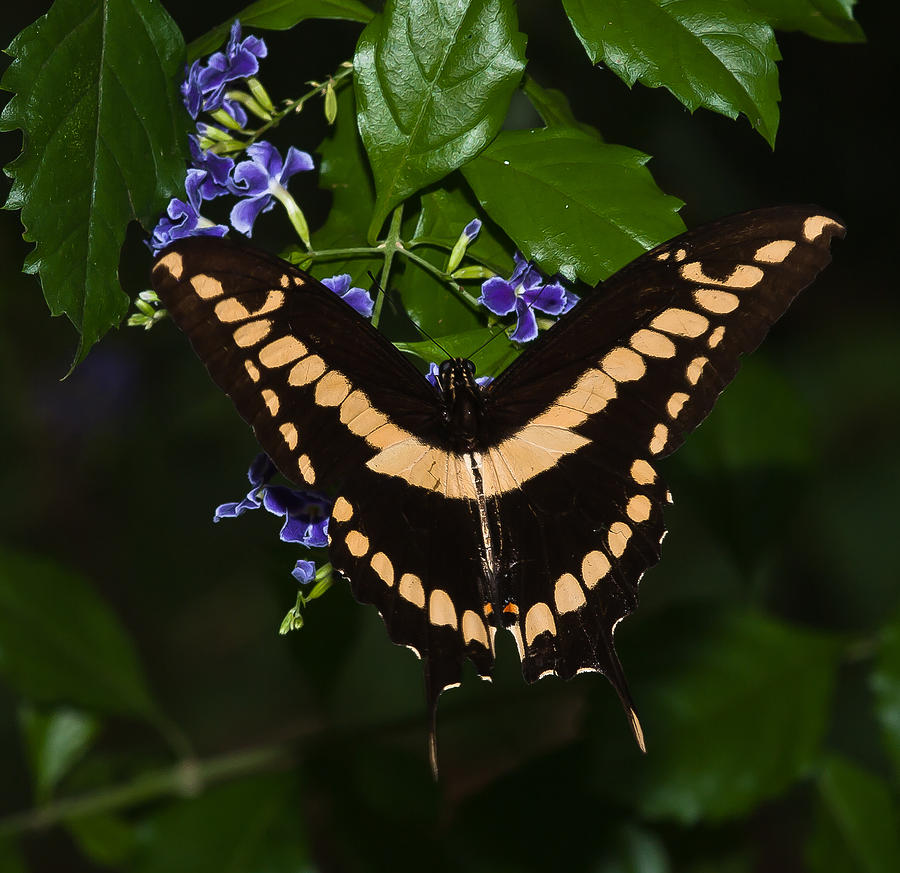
[{"x1": 151, "y1": 205, "x2": 845, "y2": 774}]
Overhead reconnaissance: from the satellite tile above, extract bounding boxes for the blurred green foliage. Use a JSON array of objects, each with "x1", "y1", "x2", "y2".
[{"x1": 1, "y1": 1, "x2": 896, "y2": 872}]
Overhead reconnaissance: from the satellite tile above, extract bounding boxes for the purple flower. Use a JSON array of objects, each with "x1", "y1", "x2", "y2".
[
  {"x1": 213, "y1": 453, "x2": 277, "y2": 519},
  {"x1": 463, "y1": 219, "x2": 482, "y2": 241},
  {"x1": 262, "y1": 487, "x2": 331, "y2": 548},
  {"x1": 214, "y1": 453, "x2": 332, "y2": 550},
  {"x1": 426, "y1": 362, "x2": 492, "y2": 389},
  {"x1": 228, "y1": 142, "x2": 314, "y2": 236},
  {"x1": 478, "y1": 253, "x2": 579, "y2": 343},
  {"x1": 181, "y1": 61, "x2": 205, "y2": 118},
  {"x1": 198, "y1": 21, "x2": 268, "y2": 114},
  {"x1": 188, "y1": 136, "x2": 234, "y2": 200},
  {"x1": 292, "y1": 560, "x2": 316, "y2": 585},
  {"x1": 148, "y1": 168, "x2": 229, "y2": 254},
  {"x1": 221, "y1": 97, "x2": 248, "y2": 128},
  {"x1": 321, "y1": 274, "x2": 374, "y2": 318}
]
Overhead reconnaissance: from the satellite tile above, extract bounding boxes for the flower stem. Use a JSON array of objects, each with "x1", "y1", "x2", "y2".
[
  {"x1": 0, "y1": 744, "x2": 293, "y2": 838},
  {"x1": 373, "y1": 206, "x2": 404, "y2": 329}
]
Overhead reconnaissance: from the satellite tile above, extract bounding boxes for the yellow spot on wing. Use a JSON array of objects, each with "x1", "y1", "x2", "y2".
[
  {"x1": 524, "y1": 602, "x2": 557, "y2": 646},
  {"x1": 607, "y1": 522, "x2": 631, "y2": 558},
  {"x1": 332, "y1": 496, "x2": 353, "y2": 522},
  {"x1": 314, "y1": 370, "x2": 351, "y2": 407},
  {"x1": 707, "y1": 325, "x2": 725, "y2": 348},
  {"x1": 233, "y1": 320, "x2": 272, "y2": 347},
  {"x1": 279, "y1": 422, "x2": 298, "y2": 449},
  {"x1": 244, "y1": 360, "x2": 261, "y2": 382},
  {"x1": 154, "y1": 252, "x2": 183, "y2": 280},
  {"x1": 626, "y1": 495, "x2": 652, "y2": 523},
  {"x1": 630, "y1": 329, "x2": 676, "y2": 359},
  {"x1": 630, "y1": 459, "x2": 656, "y2": 485},
  {"x1": 370, "y1": 552, "x2": 394, "y2": 586},
  {"x1": 681, "y1": 262, "x2": 763, "y2": 288},
  {"x1": 214, "y1": 290, "x2": 284, "y2": 323},
  {"x1": 399, "y1": 573, "x2": 425, "y2": 608},
  {"x1": 557, "y1": 368, "x2": 616, "y2": 415},
  {"x1": 345, "y1": 530, "x2": 369, "y2": 557},
  {"x1": 298, "y1": 454, "x2": 315, "y2": 484},
  {"x1": 462, "y1": 610, "x2": 489, "y2": 647},
  {"x1": 261, "y1": 389, "x2": 279, "y2": 416},
  {"x1": 347, "y1": 407, "x2": 388, "y2": 437},
  {"x1": 686, "y1": 356, "x2": 708, "y2": 385},
  {"x1": 554, "y1": 573, "x2": 586, "y2": 614},
  {"x1": 259, "y1": 336, "x2": 307, "y2": 368},
  {"x1": 694, "y1": 288, "x2": 739, "y2": 314},
  {"x1": 754, "y1": 240, "x2": 796, "y2": 263},
  {"x1": 649, "y1": 423, "x2": 668, "y2": 454},
  {"x1": 803, "y1": 215, "x2": 841, "y2": 241},
  {"x1": 190, "y1": 273, "x2": 223, "y2": 299},
  {"x1": 666, "y1": 392, "x2": 689, "y2": 418},
  {"x1": 288, "y1": 355, "x2": 326, "y2": 386},
  {"x1": 602, "y1": 347, "x2": 645, "y2": 382},
  {"x1": 582, "y1": 550, "x2": 610, "y2": 588},
  {"x1": 651, "y1": 308, "x2": 708, "y2": 338},
  {"x1": 429, "y1": 589, "x2": 458, "y2": 629}
]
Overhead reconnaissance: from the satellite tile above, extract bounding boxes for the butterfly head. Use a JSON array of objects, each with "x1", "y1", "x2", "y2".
[{"x1": 436, "y1": 358, "x2": 483, "y2": 449}]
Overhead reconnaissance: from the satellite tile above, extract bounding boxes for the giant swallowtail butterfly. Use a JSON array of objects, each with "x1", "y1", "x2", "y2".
[{"x1": 152, "y1": 205, "x2": 844, "y2": 772}]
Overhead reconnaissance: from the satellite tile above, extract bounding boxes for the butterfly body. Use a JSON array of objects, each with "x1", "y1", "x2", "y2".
[{"x1": 152, "y1": 206, "x2": 845, "y2": 771}]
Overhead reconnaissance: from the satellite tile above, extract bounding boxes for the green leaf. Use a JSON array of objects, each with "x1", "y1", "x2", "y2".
[
  {"x1": 872, "y1": 608, "x2": 900, "y2": 782},
  {"x1": 561, "y1": 0, "x2": 782, "y2": 146},
  {"x1": 806, "y1": 756, "x2": 900, "y2": 873},
  {"x1": 0, "y1": 0, "x2": 189, "y2": 364},
  {"x1": 308, "y1": 85, "x2": 381, "y2": 288},
  {"x1": 19, "y1": 706, "x2": 99, "y2": 801},
  {"x1": 188, "y1": 0, "x2": 375, "y2": 60},
  {"x1": 395, "y1": 245, "x2": 482, "y2": 336},
  {"x1": 396, "y1": 326, "x2": 520, "y2": 376},
  {"x1": 522, "y1": 77, "x2": 604, "y2": 139},
  {"x1": 679, "y1": 356, "x2": 814, "y2": 472},
  {"x1": 410, "y1": 185, "x2": 514, "y2": 276},
  {"x1": 746, "y1": 0, "x2": 864, "y2": 43},
  {"x1": 67, "y1": 814, "x2": 137, "y2": 868},
  {"x1": 594, "y1": 610, "x2": 840, "y2": 822},
  {"x1": 461, "y1": 127, "x2": 684, "y2": 285},
  {"x1": 0, "y1": 548, "x2": 159, "y2": 721},
  {"x1": 354, "y1": 0, "x2": 527, "y2": 240},
  {"x1": 132, "y1": 775, "x2": 307, "y2": 873}
]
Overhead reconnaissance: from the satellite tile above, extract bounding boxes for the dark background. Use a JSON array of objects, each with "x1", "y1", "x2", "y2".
[{"x1": 1, "y1": 1, "x2": 897, "y2": 871}]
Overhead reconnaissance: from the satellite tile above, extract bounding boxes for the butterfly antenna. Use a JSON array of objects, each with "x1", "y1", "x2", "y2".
[{"x1": 368, "y1": 271, "x2": 454, "y2": 362}]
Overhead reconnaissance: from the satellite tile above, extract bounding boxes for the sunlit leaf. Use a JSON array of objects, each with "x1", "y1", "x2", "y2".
[
  {"x1": 462, "y1": 127, "x2": 684, "y2": 285},
  {"x1": 747, "y1": 0, "x2": 864, "y2": 42},
  {"x1": 188, "y1": 0, "x2": 374, "y2": 60},
  {"x1": 354, "y1": 0, "x2": 526, "y2": 240},
  {"x1": 19, "y1": 706, "x2": 99, "y2": 801},
  {"x1": 561, "y1": 0, "x2": 781, "y2": 145},
  {"x1": 0, "y1": 0, "x2": 189, "y2": 364}
]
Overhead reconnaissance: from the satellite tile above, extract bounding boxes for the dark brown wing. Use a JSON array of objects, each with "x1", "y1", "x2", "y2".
[
  {"x1": 472, "y1": 205, "x2": 844, "y2": 739},
  {"x1": 152, "y1": 240, "x2": 496, "y2": 747}
]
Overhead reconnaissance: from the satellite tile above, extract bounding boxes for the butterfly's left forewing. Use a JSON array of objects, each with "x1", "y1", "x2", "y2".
[{"x1": 152, "y1": 239, "x2": 496, "y2": 730}]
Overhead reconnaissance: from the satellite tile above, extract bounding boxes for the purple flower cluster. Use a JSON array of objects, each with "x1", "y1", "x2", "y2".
[
  {"x1": 181, "y1": 21, "x2": 267, "y2": 125},
  {"x1": 215, "y1": 454, "x2": 332, "y2": 585},
  {"x1": 479, "y1": 254, "x2": 579, "y2": 342},
  {"x1": 148, "y1": 21, "x2": 374, "y2": 318}
]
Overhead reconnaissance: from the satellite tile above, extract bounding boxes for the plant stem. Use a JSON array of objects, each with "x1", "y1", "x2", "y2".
[
  {"x1": 373, "y1": 206, "x2": 404, "y2": 328},
  {"x1": 0, "y1": 744, "x2": 294, "y2": 838}
]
